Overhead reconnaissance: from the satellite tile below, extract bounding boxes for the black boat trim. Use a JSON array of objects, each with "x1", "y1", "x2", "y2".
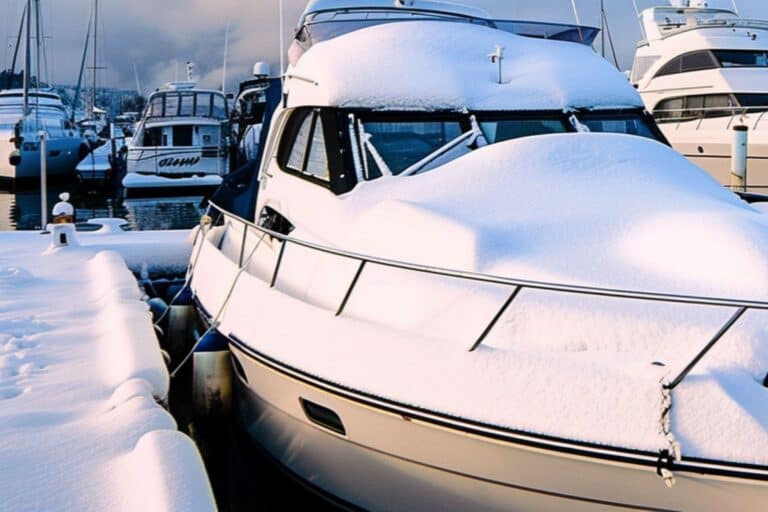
[{"x1": 222, "y1": 331, "x2": 768, "y2": 483}]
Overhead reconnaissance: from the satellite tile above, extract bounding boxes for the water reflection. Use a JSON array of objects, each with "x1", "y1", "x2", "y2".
[{"x1": 0, "y1": 179, "x2": 206, "y2": 231}]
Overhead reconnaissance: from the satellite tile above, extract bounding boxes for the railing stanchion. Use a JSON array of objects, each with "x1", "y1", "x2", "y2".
[
  {"x1": 270, "y1": 241, "x2": 288, "y2": 288},
  {"x1": 469, "y1": 286, "x2": 523, "y2": 352},
  {"x1": 664, "y1": 306, "x2": 749, "y2": 390},
  {"x1": 238, "y1": 223, "x2": 248, "y2": 267},
  {"x1": 336, "y1": 260, "x2": 367, "y2": 317}
]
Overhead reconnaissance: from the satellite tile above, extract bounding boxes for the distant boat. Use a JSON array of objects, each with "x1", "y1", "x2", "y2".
[
  {"x1": 122, "y1": 66, "x2": 231, "y2": 195},
  {"x1": 0, "y1": 89, "x2": 85, "y2": 184}
]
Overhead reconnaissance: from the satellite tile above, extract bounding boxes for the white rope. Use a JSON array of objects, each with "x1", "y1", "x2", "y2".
[
  {"x1": 658, "y1": 380, "x2": 682, "y2": 488},
  {"x1": 170, "y1": 227, "x2": 268, "y2": 378}
]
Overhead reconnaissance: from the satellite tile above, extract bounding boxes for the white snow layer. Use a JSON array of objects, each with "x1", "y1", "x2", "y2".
[
  {"x1": 0, "y1": 228, "x2": 212, "y2": 511},
  {"x1": 195, "y1": 133, "x2": 768, "y2": 465},
  {"x1": 122, "y1": 173, "x2": 223, "y2": 190},
  {"x1": 287, "y1": 20, "x2": 643, "y2": 111}
]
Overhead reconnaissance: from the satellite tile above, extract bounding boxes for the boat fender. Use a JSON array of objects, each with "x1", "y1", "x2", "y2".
[
  {"x1": 8, "y1": 149, "x2": 21, "y2": 167},
  {"x1": 166, "y1": 284, "x2": 194, "y2": 306},
  {"x1": 192, "y1": 331, "x2": 232, "y2": 417},
  {"x1": 147, "y1": 297, "x2": 169, "y2": 324}
]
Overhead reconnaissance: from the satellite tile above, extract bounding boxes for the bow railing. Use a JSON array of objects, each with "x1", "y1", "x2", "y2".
[{"x1": 208, "y1": 202, "x2": 768, "y2": 392}]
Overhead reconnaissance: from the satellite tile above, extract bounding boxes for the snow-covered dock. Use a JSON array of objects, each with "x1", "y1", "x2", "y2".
[{"x1": 0, "y1": 222, "x2": 214, "y2": 512}]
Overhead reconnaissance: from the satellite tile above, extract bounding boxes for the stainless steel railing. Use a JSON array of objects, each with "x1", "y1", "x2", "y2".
[{"x1": 208, "y1": 202, "x2": 768, "y2": 391}]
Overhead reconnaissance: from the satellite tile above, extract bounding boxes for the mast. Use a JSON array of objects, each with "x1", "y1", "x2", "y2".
[
  {"x1": 222, "y1": 23, "x2": 229, "y2": 92},
  {"x1": 600, "y1": 0, "x2": 605, "y2": 58},
  {"x1": 34, "y1": 0, "x2": 41, "y2": 128},
  {"x1": 8, "y1": 4, "x2": 27, "y2": 90},
  {"x1": 91, "y1": 0, "x2": 98, "y2": 120},
  {"x1": 72, "y1": 11, "x2": 92, "y2": 122},
  {"x1": 23, "y1": 0, "x2": 31, "y2": 116}
]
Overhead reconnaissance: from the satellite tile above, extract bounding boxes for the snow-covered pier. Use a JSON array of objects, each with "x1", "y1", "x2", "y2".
[{"x1": 0, "y1": 221, "x2": 215, "y2": 512}]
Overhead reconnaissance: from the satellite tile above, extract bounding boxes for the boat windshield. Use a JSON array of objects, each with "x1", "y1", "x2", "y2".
[
  {"x1": 713, "y1": 50, "x2": 768, "y2": 68},
  {"x1": 351, "y1": 110, "x2": 661, "y2": 180},
  {"x1": 146, "y1": 91, "x2": 228, "y2": 120},
  {"x1": 290, "y1": 10, "x2": 598, "y2": 65}
]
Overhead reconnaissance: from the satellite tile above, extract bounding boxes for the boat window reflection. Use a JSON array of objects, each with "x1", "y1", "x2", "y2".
[
  {"x1": 478, "y1": 118, "x2": 567, "y2": 143},
  {"x1": 578, "y1": 114, "x2": 658, "y2": 140},
  {"x1": 359, "y1": 119, "x2": 464, "y2": 178}
]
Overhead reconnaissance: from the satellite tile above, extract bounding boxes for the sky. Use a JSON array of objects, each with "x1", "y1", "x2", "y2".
[{"x1": 2, "y1": 0, "x2": 768, "y2": 94}]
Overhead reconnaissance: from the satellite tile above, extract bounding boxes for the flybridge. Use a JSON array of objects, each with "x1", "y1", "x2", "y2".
[{"x1": 291, "y1": 0, "x2": 599, "y2": 66}]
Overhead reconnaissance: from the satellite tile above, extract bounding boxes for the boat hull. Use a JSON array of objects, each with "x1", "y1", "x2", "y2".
[
  {"x1": 230, "y1": 341, "x2": 768, "y2": 512},
  {"x1": 0, "y1": 137, "x2": 82, "y2": 184}
]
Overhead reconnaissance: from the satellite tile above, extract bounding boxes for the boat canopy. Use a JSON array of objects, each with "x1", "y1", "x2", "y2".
[{"x1": 290, "y1": 2, "x2": 599, "y2": 66}]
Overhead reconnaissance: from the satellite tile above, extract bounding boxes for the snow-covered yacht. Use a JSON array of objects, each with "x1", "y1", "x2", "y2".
[
  {"x1": 0, "y1": 89, "x2": 85, "y2": 185},
  {"x1": 190, "y1": 1, "x2": 768, "y2": 509},
  {"x1": 632, "y1": 0, "x2": 768, "y2": 190},
  {"x1": 123, "y1": 77, "x2": 230, "y2": 195}
]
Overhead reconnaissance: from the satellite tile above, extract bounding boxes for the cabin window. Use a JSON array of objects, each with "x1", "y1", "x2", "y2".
[
  {"x1": 654, "y1": 51, "x2": 717, "y2": 78},
  {"x1": 578, "y1": 114, "x2": 657, "y2": 140},
  {"x1": 179, "y1": 94, "x2": 195, "y2": 116},
  {"x1": 212, "y1": 95, "x2": 227, "y2": 119},
  {"x1": 282, "y1": 109, "x2": 330, "y2": 182},
  {"x1": 654, "y1": 94, "x2": 737, "y2": 122},
  {"x1": 196, "y1": 94, "x2": 212, "y2": 117},
  {"x1": 478, "y1": 118, "x2": 567, "y2": 143},
  {"x1": 165, "y1": 95, "x2": 180, "y2": 117},
  {"x1": 734, "y1": 94, "x2": 768, "y2": 111},
  {"x1": 357, "y1": 118, "x2": 464, "y2": 178},
  {"x1": 173, "y1": 125, "x2": 194, "y2": 147},
  {"x1": 142, "y1": 126, "x2": 164, "y2": 146},
  {"x1": 713, "y1": 50, "x2": 768, "y2": 68},
  {"x1": 148, "y1": 96, "x2": 164, "y2": 117}
]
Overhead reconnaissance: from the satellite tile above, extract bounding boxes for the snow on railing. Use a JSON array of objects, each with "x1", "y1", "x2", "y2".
[{"x1": 207, "y1": 202, "x2": 768, "y2": 394}]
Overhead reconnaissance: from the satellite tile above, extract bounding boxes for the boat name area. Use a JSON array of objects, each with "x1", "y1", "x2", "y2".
[{"x1": 158, "y1": 156, "x2": 201, "y2": 168}]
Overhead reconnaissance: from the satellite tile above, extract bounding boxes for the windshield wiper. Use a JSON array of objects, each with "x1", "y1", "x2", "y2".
[{"x1": 400, "y1": 115, "x2": 488, "y2": 177}]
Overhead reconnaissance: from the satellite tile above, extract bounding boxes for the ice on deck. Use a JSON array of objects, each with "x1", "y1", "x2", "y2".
[{"x1": 0, "y1": 225, "x2": 211, "y2": 512}]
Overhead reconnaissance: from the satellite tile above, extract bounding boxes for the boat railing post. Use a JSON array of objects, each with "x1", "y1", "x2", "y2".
[
  {"x1": 39, "y1": 130, "x2": 48, "y2": 231},
  {"x1": 336, "y1": 260, "x2": 367, "y2": 317},
  {"x1": 731, "y1": 125, "x2": 749, "y2": 192},
  {"x1": 270, "y1": 240, "x2": 287, "y2": 288},
  {"x1": 664, "y1": 306, "x2": 748, "y2": 390},
  {"x1": 469, "y1": 286, "x2": 523, "y2": 352},
  {"x1": 238, "y1": 221, "x2": 248, "y2": 267}
]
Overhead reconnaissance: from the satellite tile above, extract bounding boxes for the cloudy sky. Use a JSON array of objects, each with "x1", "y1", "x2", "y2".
[{"x1": 2, "y1": 0, "x2": 768, "y2": 93}]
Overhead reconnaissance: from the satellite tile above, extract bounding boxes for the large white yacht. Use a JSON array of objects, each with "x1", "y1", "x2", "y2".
[
  {"x1": 189, "y1": 1, "x2": 768, "y2": 509},
  {"x1": 0, "y1": 90, "x2": 85, "y2": 185},
  {"x1": 632, "y1": 0, "x2": 768, "y2": 190},
  {"x1": 123, "y1": 71, "x2": 231, "y2": 195}
]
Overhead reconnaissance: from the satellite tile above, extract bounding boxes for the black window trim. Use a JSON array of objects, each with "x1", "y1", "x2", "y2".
[
  {"x1": 277, "y1": 107, "x2": 338, "y2": 191},
  {"x1": 653, "y1": 93, "x2": 741, "y2": 123},
  {"x1": 653, "y1": 49, "x2": 719, "y2": 79}
]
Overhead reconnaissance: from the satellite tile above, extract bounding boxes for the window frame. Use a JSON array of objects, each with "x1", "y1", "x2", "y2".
[{"x1": 653, "y1": 50, "x2": 719, "y2": 79}]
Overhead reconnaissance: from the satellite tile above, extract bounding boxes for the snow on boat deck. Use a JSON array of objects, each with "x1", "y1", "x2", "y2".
[{"x1": 0, "y1": 223, "x2": 213, "y2": 512}]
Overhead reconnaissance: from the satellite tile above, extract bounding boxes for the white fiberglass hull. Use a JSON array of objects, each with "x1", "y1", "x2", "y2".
[
  {"x1": 0, "y1": 134, "x2": 82, "y2": 182},
  {"x1": 123, "y1": 147, "x2": 227, "y2": 192},
  {"x1": 228, "y1": 340, "x2": 768, "y2": 512},
  {"x1": 657, "y1": 119, "x2": 768, "y2": 193}
]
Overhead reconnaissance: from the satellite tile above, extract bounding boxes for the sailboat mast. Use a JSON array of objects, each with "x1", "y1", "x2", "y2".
[
  {"x1": 91, "y1": 0, "x2": 98, "y2": 120},
  {"x1": 600, "y1": 0, "x2": 605, "y2": 58},
  {"x1": 23, "y1": 0, "x2": 31, "y2": 116},
  {"x1": 8, "y1": 4, "x2": 27, "y2": 90},
  {"x1": 35, "y1": 0, "x2": 41, "y2": 127}
]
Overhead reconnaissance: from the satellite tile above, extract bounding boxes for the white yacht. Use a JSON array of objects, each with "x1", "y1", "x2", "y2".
[
  {"x1": 632, "y1": 0, "x2": 768, "y2": 191},
  {"x1": 123, "y1": 75, "x2": 231, "y2": 195},
  {"x1": 0, "y1": 90, "x2": 85, "y2": 185},
  {"x1": 189, "y1": 1, "x2": 768, "y2": 509}
]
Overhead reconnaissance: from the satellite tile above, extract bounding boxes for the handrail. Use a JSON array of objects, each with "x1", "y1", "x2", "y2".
[{"x1": 208, "y1": 201, "x2": 768, "y2": 390}]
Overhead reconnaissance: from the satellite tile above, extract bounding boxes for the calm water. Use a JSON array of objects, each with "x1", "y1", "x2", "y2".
[{"x1": 0, "y1": 179, "x2": 206, "y2": 231}]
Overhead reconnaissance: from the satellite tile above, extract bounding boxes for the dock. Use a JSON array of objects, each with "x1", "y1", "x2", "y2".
[{"x1": 0, "y1": 221, "x2": 214, "y2": 512}]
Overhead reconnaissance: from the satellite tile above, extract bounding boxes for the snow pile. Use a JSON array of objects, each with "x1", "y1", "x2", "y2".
[
  {"x1": 196, "y1": 133, "x2": 768, "y2": 464},
  {"x1": 287, "y1": 21, "x2": 642, "y2": 111},
  {"x1": 123, "y1": 173, "x2": 223, "y2": 190},
  {"x1": 0, "y1": 232, "x2": 213, "y2": 511}
]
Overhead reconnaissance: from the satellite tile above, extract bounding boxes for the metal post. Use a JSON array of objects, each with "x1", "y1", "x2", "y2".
[
  {"x1": 39, "y1": 131, "x2": 47, "y2": 230},
  {"x1": 731, "y1": 125, "x2": 748, "y2": 192}
]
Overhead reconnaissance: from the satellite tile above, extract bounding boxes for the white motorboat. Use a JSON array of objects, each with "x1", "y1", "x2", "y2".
[
  {"x1": 632, "y1": 0, "x2": 768, "y2": 191},
  {"x1": 123, "y1": 67, "x2": 231, "y2": 195},
  {"x1": 189, "y1": 1, "x2": 768, "y2": 509},
  {"x1": 0, "y1": 89, "x2": 85, "y2": 184}
]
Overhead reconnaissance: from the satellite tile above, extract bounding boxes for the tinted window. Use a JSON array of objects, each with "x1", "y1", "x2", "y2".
[
  {"x1": 654, "y1": 94, "x2": 736, "y2": 123},
  {"x1": 714, "y1": 50, "x2": 768, "y2": 68},
  {"x1": 165, "y1": 94, "x2": 180, "y2": 117},
  {"x1": 173, "y1": 125, "x2": 193, "y2": 146},
  {"x1": 735, "y1": 94, "x2": 768, "y2": 109},
  {"x1": 212, "y1": 95, "x2": 227, "y2": 119},
  {"x1": 179, "y1": 94, "x2": 195, "y2": 116},
  {"x1": 359, "y1": 119, "x2": 464, "y2": 177},
  {"x1": 655, "y1": 56, "x2": 682, "y2": 77},
  {"x1": 580, "y1": 115, "x2": 658, "y2": 140},
  {"x1": 479, "y1": 118, "x2": 567, "y2": 143},
  {"x1": 148, "y1": 96, "x2": 164, "y2": 117},
  {"x1": 655, "y1": 51, "x2": 716, "y2": 78},
  {"x1": 195, "y1": 93, "x2": 212, "y2": 117},
  {"x1": 142, "y1": 126, "x2": 163, "y2": 146}
]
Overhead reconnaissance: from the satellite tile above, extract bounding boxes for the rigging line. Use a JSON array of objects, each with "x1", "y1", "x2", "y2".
[
  {"x1": 38, "y1": 0, "x2": 47, "y2": 85},
  {"x1": 279, "y1": 0, "x2": 285, "y2": 89},
  {"x1": 569, "y1": 0, "x2": 584, "y2": 43},
  {"x1": 602, "y1": 5, "x2": 620, "y2": 69},
  {"x1": 632, "y1": 0, "x2": 647, "y2": 41},
  {"x1": 730, "y1": 0, "x2": 739, "y2": 15}
]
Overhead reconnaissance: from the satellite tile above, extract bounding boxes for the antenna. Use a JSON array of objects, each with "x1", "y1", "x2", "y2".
[
  {"x1": 279, "y1": 0, "x2": 285, "y2": 87},
  {"x1": 570, "y1": 0, "x2": 581, "y2": 25},
  {"x1": 731, "y1": 1, "x2": 739, "y2": 14},
  {"x1": 222, "y1": 23, "x2": 230, "y2": 92},
  {"x1": 632, "y1": 0, "x2": 647, "y2": 41}
]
